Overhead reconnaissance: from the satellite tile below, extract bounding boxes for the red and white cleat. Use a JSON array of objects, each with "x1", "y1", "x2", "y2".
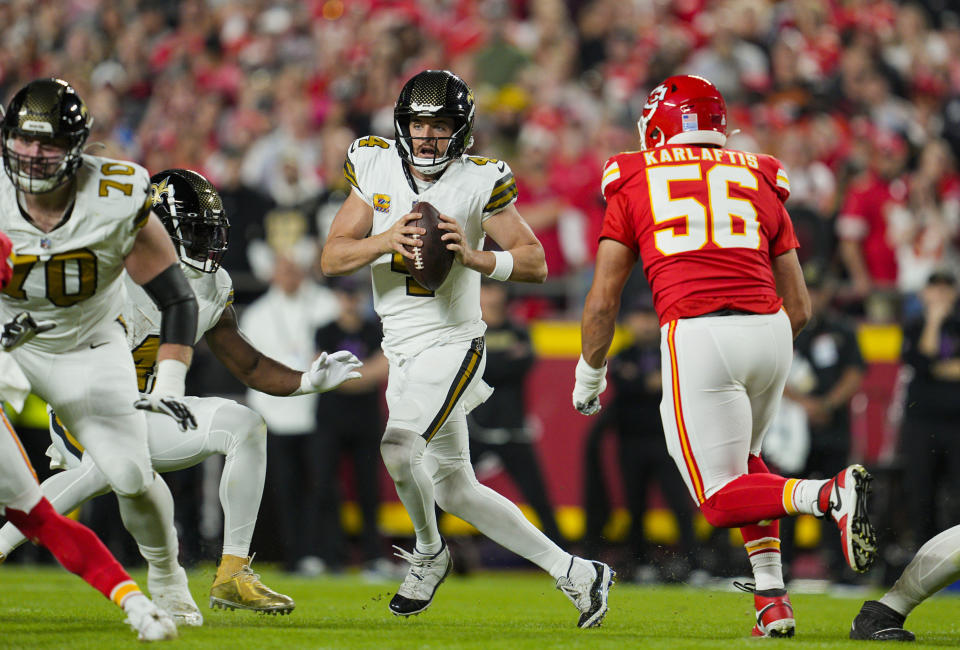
[{"x1": 824, "y1": 464, "x2": 878, "y2": 573}]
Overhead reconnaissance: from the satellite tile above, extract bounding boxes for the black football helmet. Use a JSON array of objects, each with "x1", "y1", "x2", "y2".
[
  {"x1": 394, "y1": 70, "x2": 475, "y2": 175},
  {"x1": 1, "y1": 78, "x2": 92, "y2": 193},
  {"x1": 150, "y1": 169, "x2": 230, "y2": 274}
]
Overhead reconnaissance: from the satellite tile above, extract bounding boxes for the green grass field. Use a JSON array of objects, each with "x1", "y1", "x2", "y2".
[{"x1": 1, "y1": 565, "x2": 958, "y2": 648}]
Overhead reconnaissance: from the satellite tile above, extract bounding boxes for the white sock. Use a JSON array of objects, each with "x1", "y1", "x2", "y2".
[
  {"x1": 116, "y1": 474, "x2": 180, "y2": 577},
  {"x1": 434, "y1": 466, "x2": 571, "y2": 579},
  {"x1": 745, "y1": 537, "x2": 784, "y2": 591},
  {"x1": 880, "y1": 524, "x2": 960, "y2": 617},
  {"x1": 784, "y1": 478, "x2": 829, "y2": 516}
]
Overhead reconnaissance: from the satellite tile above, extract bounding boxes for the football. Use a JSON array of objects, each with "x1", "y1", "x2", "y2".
[{"x1": 404, "y1": 200, "x2": 454, "y2": 292}]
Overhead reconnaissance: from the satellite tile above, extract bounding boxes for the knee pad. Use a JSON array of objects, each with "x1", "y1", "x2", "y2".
[{"x1": 380, "y1": 428, "x2": 420, "y2": 478}]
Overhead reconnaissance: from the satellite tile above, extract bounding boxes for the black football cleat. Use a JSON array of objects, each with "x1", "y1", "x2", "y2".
[{"x1": 850, "y1": 600, "x2": 915, "y2": 641}]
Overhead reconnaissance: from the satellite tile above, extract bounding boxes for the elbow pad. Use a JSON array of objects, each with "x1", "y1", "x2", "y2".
[{"x1": 141, "y1": 264, "x2": 198, "y2": 346}]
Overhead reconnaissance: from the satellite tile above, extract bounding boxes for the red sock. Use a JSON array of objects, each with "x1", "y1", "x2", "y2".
[
  {"x1": 5, "y1": 498, "x2": 140, "y2": 606},
  {"x1": 741, "y1": 455, "x2": 780, "y2": 541},
  {"x1": 700, "y1": 462, "x2": 791, "y2": 528}
]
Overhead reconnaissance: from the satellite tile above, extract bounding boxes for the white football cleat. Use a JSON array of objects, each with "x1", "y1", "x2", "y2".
[
  {"x1": 556, "y1": 557, "x2": 615, "y2": 628},
  {"x1": 149, "y1": 566, "x2": 203, "y2": 626},
  {"x1": 825, "y1": 464, "x2": 878, "y2": 573},
  {"x1": 389, "y1": 539, "x2": 452, "y2": 616},
  {"x1": 124, "y1": 594, "x2": 178, "y2": 642}
]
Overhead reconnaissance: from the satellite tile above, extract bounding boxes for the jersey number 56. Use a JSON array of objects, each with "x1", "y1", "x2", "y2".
[{"x1": 648, "y1": 164, "x2": 760, "y2": 256}]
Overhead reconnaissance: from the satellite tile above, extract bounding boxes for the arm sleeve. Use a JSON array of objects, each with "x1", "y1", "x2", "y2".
[{"x1": 141, "y1": 264, "x2": 198, "y2": 346}]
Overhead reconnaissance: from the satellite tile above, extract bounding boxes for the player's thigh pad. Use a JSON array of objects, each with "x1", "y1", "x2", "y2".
[
  {"x1": 0, "y1": 412, "x2": 43, "y2": 514},
  {"x1": 17, "y1": 327, "x2": 153, "y2": 496},
  {"x1": 422, "y1": 408, "x2": 472, "y2": 482},
  {"x1": 659, "y1": 312, "x2": 792, "y2": 504},
  {"x1": 385, "y1": 337, "x2": 487, "y2": 441},
  {"x1": 144, "y1": 396, "x2": 265, "y2": 473}
]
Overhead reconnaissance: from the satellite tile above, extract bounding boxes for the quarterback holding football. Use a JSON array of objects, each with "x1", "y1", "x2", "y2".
[{"x1": 321, "y1": 69, "x2": 614, "y2": 627}]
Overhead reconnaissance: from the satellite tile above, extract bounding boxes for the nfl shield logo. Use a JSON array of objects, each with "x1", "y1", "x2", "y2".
[
  {"x1": 682, "y1": 113, "x2": 699, "y2": 132},
  {"x1": 40, "y1": 238, "x2": 52, "y2": 249}
]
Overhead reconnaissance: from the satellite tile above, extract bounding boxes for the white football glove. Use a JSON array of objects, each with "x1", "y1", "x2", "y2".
[
  {"x1": 572, "y1": 355, "x2": 607, "y2": 416},
  {"x1": 292, "y1": 350, "x2": 363, "y2": 395},
  {"x1": 134, "y1": 393, "x2": 198, "y2": 432},
  {"x1": 1, "y1": 311, "x2": 56, "y2": 351}
]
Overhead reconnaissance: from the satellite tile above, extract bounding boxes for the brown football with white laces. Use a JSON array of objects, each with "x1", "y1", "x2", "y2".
[{"x1": 404, "y1": 201, "x2": 454, "y2": 291}]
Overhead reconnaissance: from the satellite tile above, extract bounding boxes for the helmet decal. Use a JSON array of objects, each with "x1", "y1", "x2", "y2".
[{"x1": 149, "y1": 169, "x2": 229, "y2": 274}]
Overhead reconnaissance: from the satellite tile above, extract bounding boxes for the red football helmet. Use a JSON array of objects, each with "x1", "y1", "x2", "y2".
[{"x1": 638, "y1": 75, "x2": 727, "y2": 150}]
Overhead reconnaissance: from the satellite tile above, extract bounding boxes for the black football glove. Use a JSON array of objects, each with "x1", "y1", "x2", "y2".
[
  {"x1": 1, "y1": 311, "x2": 57, "y2": 351},
  {"x1": 134, "y1": 393, "x2": 198, "y2": 432}
]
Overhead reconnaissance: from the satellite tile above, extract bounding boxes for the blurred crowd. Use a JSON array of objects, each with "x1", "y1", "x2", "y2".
[
  {"x1": 3, "y1": 0, "x2": 960, "y2": 584},
  {"x1": 1, "y1": 0, "x2": 957, "y2": 311}
]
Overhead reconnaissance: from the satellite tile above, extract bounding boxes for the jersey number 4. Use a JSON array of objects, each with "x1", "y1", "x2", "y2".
[{"x1": 648, "y1": 164, "x2": 760, "y2": 256}]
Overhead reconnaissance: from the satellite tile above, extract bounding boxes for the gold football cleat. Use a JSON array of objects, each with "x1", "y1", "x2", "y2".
[{"x1": 209, "y1": 554, "x2": 295, "y2": 615}]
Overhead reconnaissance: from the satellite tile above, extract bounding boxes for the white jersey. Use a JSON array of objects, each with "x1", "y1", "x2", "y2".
[
  {"x1": 124, "y1": 265, "x2": 234, "y2": 392},
  {"x1": 0, "y1": 154, "x2": 153, "y2": 352},
  {"x1": 345, "y1": 136, "x2": 518, "y2": 357}
]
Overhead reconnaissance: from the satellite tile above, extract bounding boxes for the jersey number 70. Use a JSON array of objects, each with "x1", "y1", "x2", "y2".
[{"x1": 648, "y1": 164, "x2": 760, "y2": 256}]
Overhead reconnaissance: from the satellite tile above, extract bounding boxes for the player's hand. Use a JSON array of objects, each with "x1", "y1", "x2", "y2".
[
  {"x1": 293, "y1": 350, "x2": 363, "y2": 395},
  {"x1": 438, "y1": 213, "x2": 476, "y2": 267},
  {"x1": 572, "y1": 355, "x2": 607, "y2": 415},
  {"x1": 383, "y1": 212, "x2": 425, "y2": 260},
  {"x1": 134, "y1": 393, "x2": 197, "y2": 432},
  {"x1": 1, "y1": 312, "x2": 57, "y2": 351}
]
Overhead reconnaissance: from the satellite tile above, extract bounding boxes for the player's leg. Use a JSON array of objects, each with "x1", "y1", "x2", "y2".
[
  {"x1": 138, "y1": 396, "x2": 292, "y2": 614},
  {"x1": 851, "y1": 524, "x2": 960, "y2": 641},
  {"x1": 23, "y1": 333, "x2": 199, "y2": 626},
  {"x1": 660, "y1": 314, "x2": 795, "y2": 636},
  {"x1": 380, "y1": 355, "x2": 443, "y2": 555},
  {"x1": 0, "y1": 452, "x2": 110, "y2": 558},
  {"x1": 0, "y1": 412, "x2": 176, "y2": 640},
  {"x1": 380, "y1": 341, "x2": 480, "y2": 616},
  {"x1": 430, "y1": 411, "x2": 613, "y2": 628}
]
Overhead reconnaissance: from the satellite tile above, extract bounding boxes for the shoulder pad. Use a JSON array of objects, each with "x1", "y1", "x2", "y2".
[
  {"x1": 601, "y1": 152, "x2": 643, "y2": 201},
  {"x1": 472, "y1": 157, "x2": 518, "y2": 216},
  {"x1": 344, "y1": 136, "x2": 395, "y2": 193},
  {"x1": 755, "y1": 153, "x2": 790, "y2": 203}
]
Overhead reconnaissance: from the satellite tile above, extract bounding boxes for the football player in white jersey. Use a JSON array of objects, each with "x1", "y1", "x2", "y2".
[
  {"x1": 0, "y1": 78, "x2": 201, "y2": 625},
  {"x1": 0, "y1": 169, "x2": 362, "y2": 617},
  {"x1": 321, "y1": 70, "x2": 614, "y2": 628}
]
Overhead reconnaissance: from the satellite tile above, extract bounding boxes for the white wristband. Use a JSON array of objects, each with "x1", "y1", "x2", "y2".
[
  {"x1": 290, "y1": 371, "x2": 312, "y2": 397},
  {"x1": 487, "y1": 250, "x2": 514, "y2": 281},
  {"x1": 152, "y1": 359, "x2": 188, "y2": 397}
]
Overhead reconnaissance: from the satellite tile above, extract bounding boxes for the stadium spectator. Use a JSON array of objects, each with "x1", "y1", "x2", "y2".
[
  {"x1": 313, "y1": 276, "x2": 394, "y2": 577},
  {"x1": 240, "y1": 248, "x2": 338, "y2": 575},
  {"x1": 836, "y1": 128, "x2": 910, "y2": 300},
  {"x1": 898, "y1": 269, "x2": 960, "y2": 551}
]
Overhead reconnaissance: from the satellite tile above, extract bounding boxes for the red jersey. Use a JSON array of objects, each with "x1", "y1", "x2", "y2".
[
  {"x1": 0, "y1": 230, "x2": 12, "y2": 291},
  {"x1": 600, "y1": 145, "x2": 799, "y2": 325}
]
